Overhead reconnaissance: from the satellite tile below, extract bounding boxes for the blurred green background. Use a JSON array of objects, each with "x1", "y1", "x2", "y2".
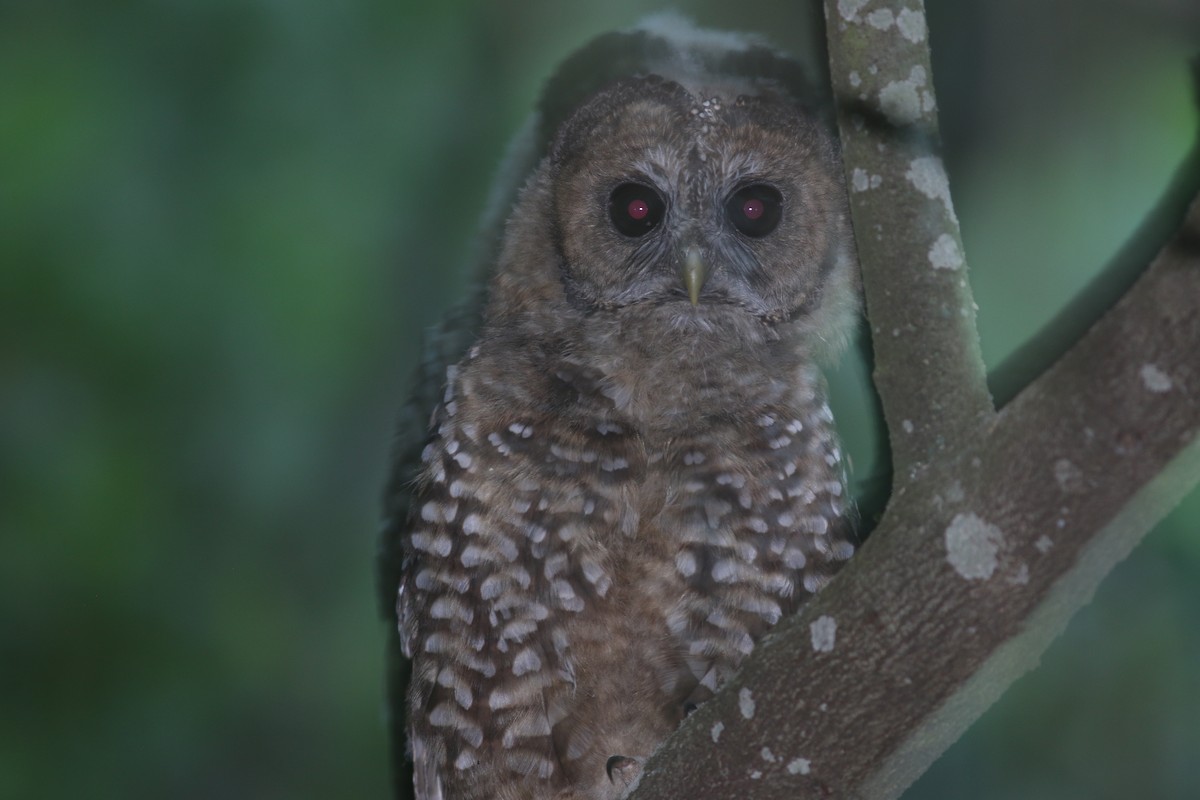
[{"x1": 2, "y1": 1, "x2": 1198, "y2": 798}]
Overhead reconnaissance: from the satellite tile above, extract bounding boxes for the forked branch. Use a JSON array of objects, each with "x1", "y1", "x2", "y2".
[{"x1": 629, "y1": 3, "x2": 1200, "y2": 798}]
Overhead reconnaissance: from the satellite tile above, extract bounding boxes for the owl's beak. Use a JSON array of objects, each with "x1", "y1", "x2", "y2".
[{"x1": 682, "y1": 245, "x2": 709, "y2": 306}]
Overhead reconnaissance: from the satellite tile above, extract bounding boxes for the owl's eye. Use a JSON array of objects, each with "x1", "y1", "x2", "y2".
[
  {"x1": 609, "y1": 183, "x2": 665, "y2": 238},
  {"x1": 726, "y1": 184, "x2": 783, "y2": 238}
]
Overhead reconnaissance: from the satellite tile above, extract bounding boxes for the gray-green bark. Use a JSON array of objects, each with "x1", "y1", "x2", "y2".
[{"x1": 629, "y1": 2, "x2": 1200, "y2": 798}]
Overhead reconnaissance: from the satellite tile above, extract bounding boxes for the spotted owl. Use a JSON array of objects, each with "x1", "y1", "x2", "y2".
[{"x1": 379, "y1": 15, "x2": 859, "y2": 800}]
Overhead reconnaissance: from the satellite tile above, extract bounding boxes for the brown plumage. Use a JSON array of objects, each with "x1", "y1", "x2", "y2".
[{"x1": 380, "y1": 16, "x2": 859, "y2": 800}]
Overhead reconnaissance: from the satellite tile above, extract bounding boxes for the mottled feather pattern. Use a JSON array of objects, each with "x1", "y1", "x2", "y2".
[
  {"x1": 383, "y1": 14, "x2": 860, "y2": 800},
  {"x1": 399, "y1": 348, "x2": 852, "y2": 799}
]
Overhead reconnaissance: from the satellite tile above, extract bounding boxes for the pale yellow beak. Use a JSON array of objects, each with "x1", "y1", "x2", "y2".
[{"x1": 682, "y1": 245, "x2": 709, "y2": 306}]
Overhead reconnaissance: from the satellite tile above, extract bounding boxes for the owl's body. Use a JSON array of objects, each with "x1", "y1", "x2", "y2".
[{"x1": 382, "y1": 17, "x2": 857, "y2": 800}]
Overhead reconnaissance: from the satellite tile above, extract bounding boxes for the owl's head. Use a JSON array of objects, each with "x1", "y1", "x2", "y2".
[{"x1": 489, "y1": 18, "x2": 859, "y2": 365}]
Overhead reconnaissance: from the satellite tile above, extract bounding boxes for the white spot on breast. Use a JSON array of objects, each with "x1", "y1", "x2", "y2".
[
  {"x1": 711, "y1": 559, "x2": 739, "y2": 583},
  {"x1": 902, "y1": 419, "x2": 914, "y2": 434},
  {"x1": 494, "y1": 535, "x2": 519, "y2": 562},
  {"x1": 1035, "y1": 535, "x2": 1054, "y2": 553},
  {"x1": 683, "y1": 450, "x2": 706, "y2": 465},
  {"x1": 461, "y1": 652, "x2": 495, "y2": 677},
  {"x1": 459, "y1": 545, "x2": 487, "y2": 568},
  {"x1": 454, "y1": 751, "x2": 477, "y2": 771},
  {"x1": 488, "y1": 689, "x2": 518, "y2": 710},
  {"x1": 510, "y1": 565, "x2": 531, "y2": 589},
  {"x1": 452, "y1": 451, "x2": 473, "y2": 469},
  {"x1": 413, "y1": 532, "x2": 453, "y2": 557},
  {"x1": 769, "y1": 435, "x2": 792, "y2": 450},
  {"x1": 810, "y1": 615, "x2": 837, "y2": 653},
  {"x1": 738, "y1": 687, "x2": 756, "y2": 719},
  {"x1": 499, "y1": 714, "x2": 549, "y2": 753},
  {"x1": 512, "y1": 647, "x2": 542, "y2": 676},
  {"x1": 557, "y1": 523, "x2": 583, "y2": 543},
  {"x1": 461, "y1": 513, "x2": 483, "y2": 535},
  {"x1": 502, "y1": 619, "x2": 537, "y2": 643},
  {"x1": 756, "y1": 413, "x2": 776, "y2": 428},
  {"x1": 582, "y1": 560, "x2": 606, "y2": 585},
  {"x1": 549, "y1": 442, "x2": 576, "y2": 462},
  {"x1": 705, "y1": 499, "x2": 732, "y2": 527},
  {"x1": 479, "y1": 575, "x2": 505, "y2": 600},
  {"x1": 430, "y1": 597, "x2": 473, "y2": 624},
  {"x1": 945, "y1": 513, "x2": 1004, "y2": 580},
  {"x1": 761, "y1": 747, "x2": 776, "y2": 763},
  {"x1": 736, "y1": 541, "x2": 757, "y2": 563},
  {"x1": 802, "y1": 572, "x2": 829, "y2": 593},
  {"x1": 711, "y1": 721, "x2": 724, "y2": 743},
  {"x1": 787, "y1": 757, "x2": 811, "y2": 775},
  {"x1": 783, "y1": 548, "x2": 807, "y2": 569},
  {"x1": 544, "y1": 553, "x2": 567, "y2": 579},
  {"x1": 1140, "y1": 363, "x2": 1173, "y2": 393}
]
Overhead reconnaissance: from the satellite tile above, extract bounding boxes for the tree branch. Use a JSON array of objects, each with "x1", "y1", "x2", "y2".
[
  {"x1": 629, "y1": 3, "x2": 1200, "y2": 798},
  {"x1": 823, "y1": 0, "x2": 992, "y2": 471}
]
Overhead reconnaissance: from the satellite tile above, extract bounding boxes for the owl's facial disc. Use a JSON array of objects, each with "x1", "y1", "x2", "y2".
[{"x1": 548, "y1": 76, "x2": 851, "y2": 328}]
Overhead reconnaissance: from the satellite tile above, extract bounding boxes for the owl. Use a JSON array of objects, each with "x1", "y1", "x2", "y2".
[{"x1": 379, "y1": 15, "x2": 859, "y2": 800}]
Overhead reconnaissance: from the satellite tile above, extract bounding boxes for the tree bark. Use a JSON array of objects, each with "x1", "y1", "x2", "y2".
[{"x1": 629, "y1": 2, "x2": 1200, "y2": 798}]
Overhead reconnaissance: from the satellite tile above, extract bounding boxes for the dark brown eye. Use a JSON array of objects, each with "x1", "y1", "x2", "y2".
[
  {"x1": 726, "y1": 184, "x2": 783, "y2": 237},
  {"x1": 609, "y1": 183, "x2": 665, "y2": 237}
]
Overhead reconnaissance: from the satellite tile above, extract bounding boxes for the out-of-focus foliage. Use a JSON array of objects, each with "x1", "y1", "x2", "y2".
[{"x1": 1, "y1": 1, "x2": 1196, "y2": 798}]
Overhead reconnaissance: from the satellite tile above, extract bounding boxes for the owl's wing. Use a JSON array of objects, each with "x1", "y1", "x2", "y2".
[
  {"x1": 378, "y1": 115, "x2": 544, "y2": 800},
  {"x1": 376, "y1": 26, "x2": 659, "y2": 768}
]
